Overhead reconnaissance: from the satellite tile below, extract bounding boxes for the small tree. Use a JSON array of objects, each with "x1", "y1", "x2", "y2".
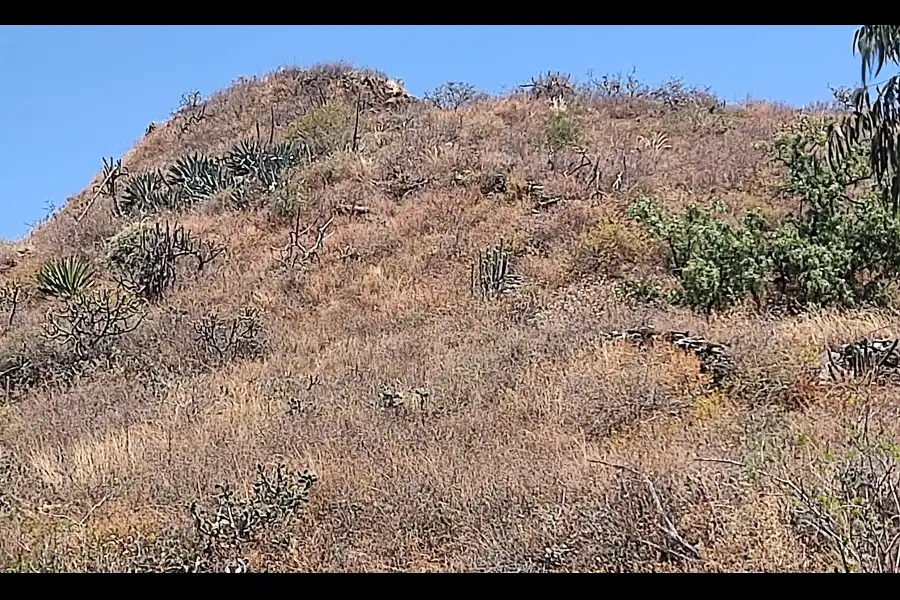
[{"x1": 828, "y1": 26, "x2": 900, "y2": 216}]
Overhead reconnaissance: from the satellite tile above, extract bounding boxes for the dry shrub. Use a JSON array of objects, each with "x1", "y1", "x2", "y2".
[{"x1": 573, "y1": 217, "x2": 655, "y2": 278}]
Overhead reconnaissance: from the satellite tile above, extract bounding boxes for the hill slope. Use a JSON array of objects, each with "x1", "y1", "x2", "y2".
[{"x1": 1, "y1": 64, "x2": 897, "y2": 572}]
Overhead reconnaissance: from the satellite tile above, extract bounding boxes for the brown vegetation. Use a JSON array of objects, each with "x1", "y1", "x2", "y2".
[{"x1": 1, "y1": 64, "x2": 898, "y2": 572}]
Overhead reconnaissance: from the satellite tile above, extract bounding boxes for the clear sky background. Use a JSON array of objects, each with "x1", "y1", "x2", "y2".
[{"x1": 0, "y1": 25, "x2": 873, "y2": 240}]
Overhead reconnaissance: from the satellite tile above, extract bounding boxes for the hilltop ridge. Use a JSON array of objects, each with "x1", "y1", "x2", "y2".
[{"x1": 1, "y1": 63, "x2": 897, "y2": 573}]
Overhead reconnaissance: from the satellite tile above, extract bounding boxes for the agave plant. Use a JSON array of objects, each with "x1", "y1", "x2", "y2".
[
  {"x1": 223, "y1": 139, "x2": 267, "y2": 178},
  {"x1": 36, "y1": 256, "x2": 95, "y2": 299},
  {"x1": 166, "y1": 153, "x2": 232, "y2": 202},
  {"x1": 120, "y1": 170, "x2": 172, "y2": 214},
  {"x1": 223, "y1": 139, "x2": 304, "y2": 191}
]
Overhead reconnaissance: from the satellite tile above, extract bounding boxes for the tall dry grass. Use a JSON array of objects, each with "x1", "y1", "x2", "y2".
[{"x1": 1, "y1": 66, "x2": 895, "y2": 572}]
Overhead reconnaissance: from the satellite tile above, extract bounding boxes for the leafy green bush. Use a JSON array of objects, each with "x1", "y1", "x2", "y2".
[
  {"x1": 628, "y1": 198, "x2": 771, "y2": 313},
  {"x1": 768, "y1": 115, "x2": 900, "y2": 307},
  {"x1": 629, "y1": 114, "x2": 900, "y2": 313}
]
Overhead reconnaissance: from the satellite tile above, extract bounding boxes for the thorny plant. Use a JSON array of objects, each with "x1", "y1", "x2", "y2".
[
  {"x1": 0, "y1": 282, "x2": 21, "y2": 335},
  {"x1": 424, "y1": 82, "x2": 487, "y2": 110},
  {"x1": 226, "y1": 108, "x2": 307, "y2": 192},
  {"x1": 272, "y1": 212, "x2": 335, "y2": 271},
  {"x1": 116, "y1": 534, "x2": 247, "y2": 573},
  {"x1": 119, "y1": 120, "x2": 305, "y2": 215},
  {"x1": 285, "y1": 374, "x2": 321, "y2": 415},
  {"x1": 42, "y1": 288, "x2": 146, "y2": 359},
  {"x1": 580, "y1": 67, "x2": 649, "y2": 100},
  {"x1": 193, "y1": 306, "x2": 265, "y2": 364},
  {"x1": 106, "y1": 221, "x2": 225, "y2": 302},
  {"x1": 373, "y1": 167, "x2": 431, "y2": 201},
  {"x1": 521, "y1": 71, "x2": 577, "y2": 100},
  {"x1": 90, "y1": 157, "x2": 128, "y2": 212},
  {"x1": 650, "y1": 78, "x2": 721, "y2": 115},
  {"x1": 0, "y1": 351, "x2": 34, "y2": 404},
  {"x1": 166, "y1": 153, "x2": 233, "y2": 204},
  {"x1": 699, "y1": 406, "x2": 900, "y2": 573},
  {"x1": 548, "y1": 145, "x2": 604, "y2": 198},
  {"x1": 190, "y1": 463, "x2": 317, "y2": 554},
  {"x1": 174, "y1": 90, "x2": 209, "y2": 136},
  {"x1": 36, "y1": 256, "x2": 95, "y2": 300},
  {"x1": 472, "y1": 239, "x2": 523, "y2": 300},
  {"x1": 821, "y1": 338, "x2": 900, "y2": 384}
]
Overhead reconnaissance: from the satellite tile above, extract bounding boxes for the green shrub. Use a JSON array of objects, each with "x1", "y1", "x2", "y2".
[
  {"x1": 285, "y1": 103, "x2": 355, "y2": 158},
  {"x1": 767, "y1": 115, "x2": 900, "y2": 307},
  {"x1": 628, "y1": 198, "x2": 771, "y2": 313},
  {"x1": 629, "y1": 114, "x2": 900, "y2": 313}
]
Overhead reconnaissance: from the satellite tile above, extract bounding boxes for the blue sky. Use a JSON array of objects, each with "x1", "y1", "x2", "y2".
[{"x1": 0, "y1": 25, "x2": 871, "y2": 240}]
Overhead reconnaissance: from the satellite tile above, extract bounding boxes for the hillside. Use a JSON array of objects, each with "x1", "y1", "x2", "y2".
[{"x1": 1, "y1": 63, "x2": 898, "y2": 572}]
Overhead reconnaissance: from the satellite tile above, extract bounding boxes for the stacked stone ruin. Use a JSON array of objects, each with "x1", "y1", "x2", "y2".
[
  {"x1": 818, "y1": 338, "x2": 900, "y2": 383},
  {"x1": 601, "y1": 326, "x2": 735, "y2": 385}
]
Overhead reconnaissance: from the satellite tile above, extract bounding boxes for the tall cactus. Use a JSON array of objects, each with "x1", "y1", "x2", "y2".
[{"x1": 472, "y1": 239, "x2": 523, "y2": 299}]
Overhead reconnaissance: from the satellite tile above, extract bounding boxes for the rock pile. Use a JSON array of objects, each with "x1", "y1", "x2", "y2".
[
  {"x1": 818, "y1": 338, "x2": 900, "y2": 383},
  {"x1": 602, "y1": 326, "x2": 735, "y2": 384}
]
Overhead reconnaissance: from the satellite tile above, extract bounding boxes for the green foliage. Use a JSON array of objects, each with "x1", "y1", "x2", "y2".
[
  {"x1": 223, "y1": 139, "x2": 303, "y2": 193},
  {"x1": 771, "y1": 115, "x2": 900, "y2": 307},
  {"x1": 546, "y1": 98, "x2": 580, "y2": 152},
  {"x1": 106, "y1": 221, "x2": 224, "y2": 302},
  {"x1": 628, "y1": 198, "x2": 771, "y2": 313},
  {"x1": 167, "y1": 153, "x2": 233, "y2": 202},
  {"x1": 118, "y1": 139, "x2": 305, "y2": 216},
  {"x1": 36, "y1": 256, "x2": 95, "y2": 299},
  {"x1": 120, "y1": 170, "x2": 179, "y2": 214},
  {"x1": 631, "y1": 113, "x2": 900, "y2": 313},
  {"x1": 827, "y1": 26, "x2": 900, "y2": 216},
  {"x1": 285, "y1": 103, "x2": 355, "y2": 158}
]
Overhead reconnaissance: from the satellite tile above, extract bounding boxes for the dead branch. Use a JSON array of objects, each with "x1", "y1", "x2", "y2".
[
  {"x1": 272, "y1": 212, "x2": 335, "y2": 270},
  {"x1": 589, "y1": 459, "x2": 702, "y2": 561},
  {"x1": 1, "y1": 282, "x2": 21, "y2": 335},
  {"x1": 78, "y1": 157, "x2": 129, "y2": 222},
  {"x1": 352, "y1": 89, "x2": 362, "y2": 152}
]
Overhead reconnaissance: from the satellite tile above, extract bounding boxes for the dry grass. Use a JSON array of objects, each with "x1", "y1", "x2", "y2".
[{"x1": 0, "y1": 64, "x2": 897, "y2": 572}]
